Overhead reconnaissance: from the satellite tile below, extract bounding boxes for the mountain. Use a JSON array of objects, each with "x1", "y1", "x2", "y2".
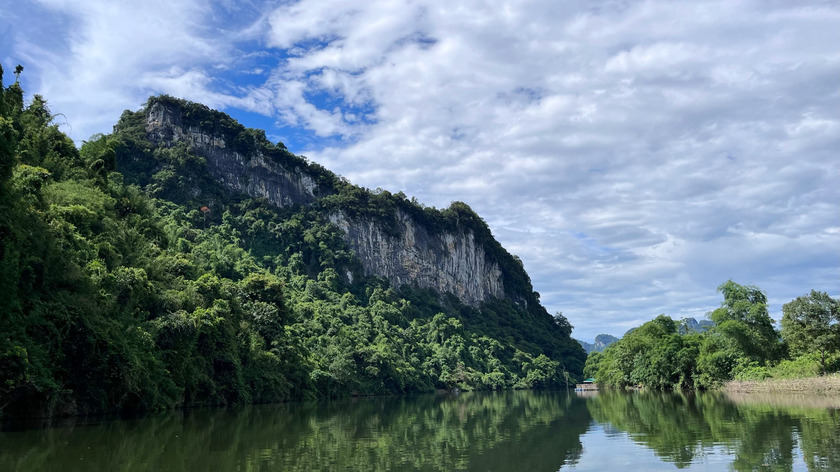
[
  {"x1": 677, "y1": 317, "x2": 715, "y2": 334},
  {"x1": 577, "y1": 334, "x2": 619, "y2": 354},
  {"x1": 0, "y1": 71, "x2": 585, "y2": 418},
  {"x1": 579, "y1": 318, "x2": 713, "y2": 355},
  {"x1": 140, "y1": 97, "x2": 521, "y2": 307}
]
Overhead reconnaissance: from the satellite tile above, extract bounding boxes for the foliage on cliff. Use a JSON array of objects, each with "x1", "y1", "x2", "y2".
[
  {"x1": 584, "y1": 282, "x2": 839, "y2": 389},
  {"x1": 133, "y1": 95, "x2": 539, "y2": 304},
  {"x1": 0, "y1": 66, "x2": 584, "y2": 418}
]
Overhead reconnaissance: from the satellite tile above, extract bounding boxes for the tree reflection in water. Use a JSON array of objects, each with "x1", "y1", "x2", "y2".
[
  {"x1": 0, "y1": 391, "x2": 591, "y2": 472},
  {"x1": 1, "y1": 389, "x2": 836, "y2": 471},
  {"x1": 587, "y1": 390, "x2": 839, "y2": 471}
]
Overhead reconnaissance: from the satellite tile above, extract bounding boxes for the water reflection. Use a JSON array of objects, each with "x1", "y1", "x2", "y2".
[
  {"x1": 1, "y1": 390, "x2": 836, "y2": 471},
  {"x1": 586, "y1": 390, "x2": 839, "y2": 471},
  {"x1": 0, "y1": 391, "x2": 591, "y2": 472}
]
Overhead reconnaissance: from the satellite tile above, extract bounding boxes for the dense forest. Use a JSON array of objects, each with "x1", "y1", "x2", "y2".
[
  {"x1": 585, "y1": 281, "x2": 840, "y2": 389},
  {"x1": 0, "y1": 64, "x2": 585, "y2": 419}
]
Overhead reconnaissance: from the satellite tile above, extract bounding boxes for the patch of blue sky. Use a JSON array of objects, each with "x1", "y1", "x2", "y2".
[
  {"x1": 199, "y1": 46, "x2": 311, "y2": 150},
  {"x1": 1, "y1": 2, "x2": 73, "y2": 93},
  {"x1": 269, "y1": 121, "x2": 340, "y2": 154},
  {"x1": 207, "y1": 38, "x2": 380, "y2": 152},
  {"x1": 222, "y1": 107, "x2": 275, "y2": 135},
  {"x1": 0, "y1": 21, "x2": 19, "y2": 68},
  {"x1": 216, "y1": 106, "x2": 347, "y2": 155},
  {"x1": 213, "y1": 102, "x2": 331, "y2": 153},
  {"x1": 302, "y1": 85, "x2": 377, "y2": 124},
  {"x1": 4, "y1": 2, "x2": 73, "y2": 54},
  {"x1": 212, "y1": 43, "x2": 284, "y2": 89},
  {"x1": 205, "y1": 2, "x2": 261, "y2": 29}
]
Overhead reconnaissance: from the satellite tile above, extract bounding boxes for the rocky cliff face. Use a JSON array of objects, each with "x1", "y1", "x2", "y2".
[
  {"x1": 146, "y1": 102, "x2": 322, "y2": 207},
  {"x1": 143, "y1": 100, "x2": 507, "y2": 306},
  {"x1": 329, "y1": 210, "x2": 504, "y2": 306},
  {"x1": 576, "y1": 334, "x2": 619, "y2": 354}
]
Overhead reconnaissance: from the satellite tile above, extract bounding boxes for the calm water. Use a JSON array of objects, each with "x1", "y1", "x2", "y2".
[{"x1": 1, "y1": 390, "x2": 838, "y2": 471}]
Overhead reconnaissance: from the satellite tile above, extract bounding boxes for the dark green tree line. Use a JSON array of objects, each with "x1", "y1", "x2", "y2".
[{"x1": 587, "y1": 281, "x2": 838, "y2": 390}]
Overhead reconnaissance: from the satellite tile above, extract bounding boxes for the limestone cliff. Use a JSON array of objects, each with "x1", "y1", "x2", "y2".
[
  {"x1": 146, "y1": 101, "x2": 323, "y2": 207},
  {"x1": 328, "y1": 210, "x2": 504, "y2": 306},
  {"x1": 141, "y1": 98, "x2": 512, "y2": 306}
]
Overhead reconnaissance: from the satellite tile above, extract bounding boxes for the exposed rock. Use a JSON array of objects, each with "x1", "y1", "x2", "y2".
[
  {"x1": 678, "y1": 317, "x2": 715, "y2": 334},
  {"x1": 329, "y1": 210, "x2": 504, "y2": 306},
  {"x1": 146, "y1": 101, "x2": 321, "y2": 207},
  {"x1": 576, "y1": 334, "x2": 619, "y2": 354},
  {"x1": 143, "y1": 100, "x2": 506, "y2": 306}
]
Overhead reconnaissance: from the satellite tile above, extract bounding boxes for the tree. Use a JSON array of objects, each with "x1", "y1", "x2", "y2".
[
  {"x1": 696, "y1": 332, "x2": 738, "y2": 388},
  {"x1": 553, "y1": 311, "x2": 573, "y2": 337},
  {"x1": 781, "y1": 291, "x2": 840, "y2": 374},
  {"x1": 594, "y1": 315, "x2": 694, "y2": 389},
  {"x1": 1, "y1": 64, "x2": 19, "y2": 184},
  {"x1": 583, "y1": 351, "x2": 602, "y2": 379},
  {"x1": 709, "y1": 280, "x2": 783, "y2": 365}
]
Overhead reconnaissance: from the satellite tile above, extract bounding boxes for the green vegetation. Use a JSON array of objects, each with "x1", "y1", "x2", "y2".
[
  {"x1": 585, "y1": 282, "x2": 839, "y2": 390},
  {"x1": 0, "y1": 64, "x2": 584, "y2": 419},
  {"x1": 3, "y1": 389, "x2": 835, "y2": 471},
  {"x1": 0, "y1": 391, "x2": 592, "y2": 471},
  {"x1": 136, "y1": 95, "x2": 540, "y2": 303},
  {"x1": 587, "y1": 390, "x2": 840, "y2": 471},
  {"x1": 781, "y1": 290, "x2": 840, "y2": 375}
]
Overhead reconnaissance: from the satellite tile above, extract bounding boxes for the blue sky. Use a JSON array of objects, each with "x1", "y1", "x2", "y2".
[{"x1": 3, "y1": 0, "x2": 838, "y2": 342}]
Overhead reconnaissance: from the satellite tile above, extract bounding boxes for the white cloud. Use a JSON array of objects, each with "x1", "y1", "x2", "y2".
[
  {"x1": 5, "y1": 0, "x2": 259, "y2": 140},
  {"x1": 3, "y1": 0, "x2": 838, "y2": 341}
]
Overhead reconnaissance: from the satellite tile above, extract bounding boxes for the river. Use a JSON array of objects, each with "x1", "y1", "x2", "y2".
[{"x1": 1, "y1": 389, "x2": 837, "y2": 471}]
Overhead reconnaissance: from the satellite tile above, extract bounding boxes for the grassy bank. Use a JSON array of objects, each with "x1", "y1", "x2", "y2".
[{"x1": 723, "y1": 374, "x2": 840, "y2": 394}]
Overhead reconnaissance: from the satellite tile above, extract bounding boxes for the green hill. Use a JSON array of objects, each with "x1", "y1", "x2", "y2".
[{"x1": 0, "y1": 66, "x2": 584, "y2": 418}]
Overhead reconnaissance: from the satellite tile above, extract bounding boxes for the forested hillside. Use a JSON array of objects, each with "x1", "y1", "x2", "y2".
[{"x1": 0, "y1": 65, "x2": 584, "y2": 419}]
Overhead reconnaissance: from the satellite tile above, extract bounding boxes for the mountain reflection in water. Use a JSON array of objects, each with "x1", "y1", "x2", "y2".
[{"x1": 1, "y1": 389, "x2": 837, "y2": 471}]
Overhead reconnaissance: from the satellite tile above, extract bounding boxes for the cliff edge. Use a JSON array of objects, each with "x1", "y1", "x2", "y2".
[{"x1": 138, "y1": 96, "x2": 519, "y2": 307}]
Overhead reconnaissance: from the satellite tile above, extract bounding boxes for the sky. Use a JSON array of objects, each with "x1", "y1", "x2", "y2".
[{"x1": 2, "y1": 0, "x2": 838, "y2": 342}]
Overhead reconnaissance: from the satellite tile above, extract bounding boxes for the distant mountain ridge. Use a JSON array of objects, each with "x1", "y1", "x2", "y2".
[
  {"x1": 578, "y1": 318, "x2": 714, "y2": 354},
  {"x1": 678, "y1": 317, "x2": 715, "y2": 334},
  {"x1": 577, "y1": 334, "x2": 619, "y2": 354}
]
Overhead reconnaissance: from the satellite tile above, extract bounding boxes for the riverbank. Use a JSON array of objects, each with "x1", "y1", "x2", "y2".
[{"x1": 722, "y1": 374, "x2": 840, "y2": 394}]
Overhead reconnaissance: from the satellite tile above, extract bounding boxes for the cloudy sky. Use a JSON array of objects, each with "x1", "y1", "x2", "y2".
[{"x1": 3, "y1": 0, "x2": 838, "y2": 341}]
